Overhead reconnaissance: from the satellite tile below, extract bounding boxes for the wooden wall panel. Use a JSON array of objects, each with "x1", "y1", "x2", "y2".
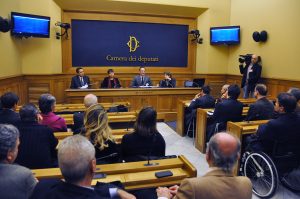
[{"x1": 0, "y1": 76, "x2": 27, "y2": 105}]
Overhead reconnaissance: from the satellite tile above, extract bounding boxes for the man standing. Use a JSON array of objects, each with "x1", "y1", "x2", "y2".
[
  {"x1": 245, "y1": 84, "x2": 274, "y2": 121},
  {"x1": 240, "y1": 54, "x2": 262, "y2": 98},
  {"x1": 131, "y1": 66, "x2": 152, "y2": 87},
  {"x1": 70, "y1": 67, "x2": 91, "y2": 89},
  {"x1": 157, "y1": 133, "x2": 252, "y2": 199}
]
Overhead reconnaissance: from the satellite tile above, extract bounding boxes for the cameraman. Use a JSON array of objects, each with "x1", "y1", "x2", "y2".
[{"x1": 239, "y1": 54, "x2": 262, "y2": 98}]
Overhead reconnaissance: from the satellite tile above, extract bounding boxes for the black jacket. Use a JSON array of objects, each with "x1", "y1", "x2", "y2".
[
  {"x1": 70, "y1": 75, "x2": 91, "y2": 89},
  {"x1": 121, "y1": 132, "x2": 166, "y2": 162},
  {"x1": 240, "y1": 63, "x2": 262, "y2": 90},
  {"x1": 100, "y1": 77, "x2": 121, "y2": 88},
  {"x1": 15, "y1": 121, "x2": 58, "y2": 169},
  {"x1": 0, "y1": 109, "x2": 21, "y2": 125},
  {"x1": 245, "y1": 97, "x2": 274, "y2": 121},
  {"x1": 159, "y1": 78, "x2": 176, "y2": 88},
  {"x1": 30, "y1": 179, "x2": 111, "y2": 199},
  {"x1": 188, "y1": 94, "x2": 215, "y2": 111},
  {"x1": 73, "y1": 112, "x2": 84, "y2": 134}
]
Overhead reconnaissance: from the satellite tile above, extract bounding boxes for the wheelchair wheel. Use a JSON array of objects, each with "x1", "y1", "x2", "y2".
[{"x1": 242, "y1": 152, "x2": 278, "y2": 198}]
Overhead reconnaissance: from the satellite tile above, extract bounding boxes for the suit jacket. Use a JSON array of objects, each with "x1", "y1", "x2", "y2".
[
  {"x1": 70, "y1": 75, "x2": 91, "y2": 89},
  {"x1": 73, "y1": 111, "x2": 84, "y2": 134},
  {"x1": 254, "y1": 112, "x2": 300, "y2": 154},
  {"x1": 173, "y1": 169, "x2": 252, "y2": 199},
  {"x1": 159, "y1": 78, "x2": 176, "y2": 88},
  {"x1": 130, "y1": 75, "x2": 152, "y2": 87},
  {"x1": 240, "y1": 63, "x2": 262, "y2": 90},
  {"x1": 121, "y1": 132, "x2": 165, "y2": 162},
  {"x1": 15, "y1": 121, "x2": 58, "y2": 169},
  {"x1": 212, "y1": 98, "x2": 243, "y2": 124},
  {"x1": 245, "y1": 97, "x2": 274, "y2": 121},
  {"x1": 100, "y1": 77, "x2": 121, "y2": 88},
  {"x1": 0, "y1": 109, "x2": 20, "y2": 125},
  {"x1": 188, "y1": 94, "x2": 215, "y2": 111},
  {"x1": 30, "y1": 179, "x2": 111, "y2": 199}
]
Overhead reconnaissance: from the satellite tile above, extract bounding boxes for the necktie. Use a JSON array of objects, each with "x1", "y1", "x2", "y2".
[
  {"x1": 141, "y1": 76, "x2": 144, "y2": 85},
  {"x1": 80, "y1": 77, "x2": 84, "y2": 86}
]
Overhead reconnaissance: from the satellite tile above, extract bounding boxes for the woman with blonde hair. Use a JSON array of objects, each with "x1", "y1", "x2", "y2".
[{"x1": 82, "y1": 104, "x2": 118, "y2": 164}]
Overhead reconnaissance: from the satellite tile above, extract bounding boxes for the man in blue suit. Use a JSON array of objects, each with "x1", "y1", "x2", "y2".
[
  {"x1": 70, "y1": 67, "x2": 91, "y2": 89},
  {"x1": 130, "y1": 66, "x2": 152, "y2": 87}
]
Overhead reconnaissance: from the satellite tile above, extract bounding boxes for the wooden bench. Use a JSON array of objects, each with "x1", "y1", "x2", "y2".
[
  {"x1": 54, "y1": 129, "x2": 134, "y2": 144},
  {"x1": 58, "y1": 111, "x2": 137, "y2": 125},
  {"x1": 226, "y1": 120, "x2": 269, "y2": 175},
  {"x1": 31, "y1": 155, "x2": 197, "y2": 190}
]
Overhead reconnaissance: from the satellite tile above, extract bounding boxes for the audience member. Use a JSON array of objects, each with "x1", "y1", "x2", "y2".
[
  {"x1": 206, "y1": 84, "x2": 243, "y2": 142},
  {"x1": 73, "y1": 94, "x2": 98, "y2": 134},
  {"x1": 239, "y1": 54, "x2": 262, "y2": 98},
  {"x1": 82, "y1": 104, "x2": 118, "y2": 164},
  {"x1": 39, "y1": 94, "x2": 67, "y2": 132},
  {"x1": 0, "y1": 92, "x2": 20, "y2": 125},
  {"x1": 121, "y1": 107, "x2": 165, "y2": 162},
  {"x1": 159, "y1": 72, "x2": 176, "y2": 88},
  {"x1": 215, "y1": 84, "x2": 230, "y2": 104},
  {"x1": 157, "y1": 133, "x2": 252, "y2": 199},
  {"x1": 245, "y1": 84, "x2": 274, "y2": 121},
  {"x1": 247, "y1": 93, "x2": 300, "y2": 154},
  {"x1": 15, "y1": 103, "x2": 58, "y2": 169},
  {"x1": 30, "y1": 135, "x2": 135, "y2": 199},
  {"x1": 0, "y1": 124, "x2": 37, "y2": 199},
  {"x1": 101, "y1": 69, "x2": 122, "y2": 88},
  {"x1": 131, "y1": 66, "x2": 152, "y2": 87},
  {"x1": 288, "y1": 87, "x2": 300, "y2": 113},
  {"x1": 70, "y1": 67, "x2": 91, "y2": 89},
  {"x1": 185, "y1": 86, "x2": 215, "y2": 134}
]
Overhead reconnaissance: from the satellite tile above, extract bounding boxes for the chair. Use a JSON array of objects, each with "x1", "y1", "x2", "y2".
[
  {"x1": 240, "y1": 141, "x2": 300, "y2": 198},
  {"x1": 193, "y1": 78, "x2": 205, "y2": 87}
]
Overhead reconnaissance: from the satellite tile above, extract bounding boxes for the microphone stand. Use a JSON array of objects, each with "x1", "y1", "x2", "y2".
[{"x1": 144, "y1": 134, "x2": 159, "y2": 166}]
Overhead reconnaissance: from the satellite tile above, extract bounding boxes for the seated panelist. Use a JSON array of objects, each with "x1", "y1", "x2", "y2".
[
  {"x1": 100, "y1": 69, "x2": 121, "y2": 88},
  {"x1": 130, "y1": 66, "x2": 152, "y2": 87},
  {"x1": 70, "y1": 67, "x2": 91, "y2": 89},
  {"x1": 159, "y1": 72, "x2": 176, "y2": 88}
]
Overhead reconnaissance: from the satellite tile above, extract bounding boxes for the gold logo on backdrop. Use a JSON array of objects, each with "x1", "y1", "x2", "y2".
[{"x1": 127, "y1": 36, "x2": 140, "y2": 52}]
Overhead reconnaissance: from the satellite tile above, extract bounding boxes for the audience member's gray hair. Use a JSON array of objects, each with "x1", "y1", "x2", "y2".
[
  {"x1": 207, "y1": 133, "x2": 241, "y2": 173},
  {"x1": 0, "y1": 124, "x2": 19, "y2": 161},
  {"x1": 38, "y1": 94, "x2": 56, "y2": 114},
  {"x1": 84, "y1": 94, "x2": 98, "y2": 108},
  {"x1": 58, "y1": 135, "x2": 95, "y2": 183}
]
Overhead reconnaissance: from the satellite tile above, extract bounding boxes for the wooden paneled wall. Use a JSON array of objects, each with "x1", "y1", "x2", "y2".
[{"x1": 1, "y1": 74, "x2": 300, "y2": 105}]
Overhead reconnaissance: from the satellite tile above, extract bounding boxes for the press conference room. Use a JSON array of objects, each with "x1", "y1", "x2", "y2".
[{"x1": 0, "y1": 0, "x2": 300, "y2": 199}]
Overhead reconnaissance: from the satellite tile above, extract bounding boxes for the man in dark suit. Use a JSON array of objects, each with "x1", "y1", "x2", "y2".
[
  {"x1": 245, "y1": 84, "x2": 274, "y2": 121},
  {"x1": 247, "y1": 93, "x2": 300, "y2": 154},
  {"x1": 206, "y1": 84, "x2": 243, "y2": 142},
  {"x1": 240, "y1": 54, "x2": 262, "y2": 98},
  {"x1": 185, "y1": 86, "x2": 215, "y2": 133},
  {"x1": 15, "y1": 104, "x2": 58, "y2": 169},
  {"x1": 0, "y1": 92, "x2": 20, "y2": 125},
  {"x1": 30, "y1": 135, "x2": 135, "y2": 199},
  {"x1": 72, "y1": 94, "x2": 98, "y2": 134},
  {"x1": 288, "y1": 87, "x2": 300, "y2": 113},
  {"x1": 70, "y1": 67, "x2": 91, "y2": 89},
  {"x1": 157, "y1": 133, "x2": 252, "y2": 199},
  {"x1": 130, "y1": 66, "x2": 152, "y2": 87}
]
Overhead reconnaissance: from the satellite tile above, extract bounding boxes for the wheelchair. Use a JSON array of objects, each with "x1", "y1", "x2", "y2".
[{"x1": 240, "y1": 141, "x2": 300, "y2": 198}]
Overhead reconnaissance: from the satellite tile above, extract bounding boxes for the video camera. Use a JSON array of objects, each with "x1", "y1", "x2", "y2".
[{"x1": 238, "y1": 54, "x2": 252, "y2": 65}]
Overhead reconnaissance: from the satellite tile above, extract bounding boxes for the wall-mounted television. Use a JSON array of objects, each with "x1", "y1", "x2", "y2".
[
  {"x1": 11, "y1": 12, "x2": 50, "y2": 38},
  {"x1": 210, "y1": 26, "x2": 240, "y2": 45}
]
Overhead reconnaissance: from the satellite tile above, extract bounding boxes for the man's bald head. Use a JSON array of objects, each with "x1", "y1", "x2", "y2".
[
  {"x1": 206, "y1": 132, "x2": 241, "y2": 173},
  {"x1": 84, "y1": 94, "x2": 98, "y2": 108},
  {"x1": 251, "y1": 54, "x2": 259, "y2": 64}
]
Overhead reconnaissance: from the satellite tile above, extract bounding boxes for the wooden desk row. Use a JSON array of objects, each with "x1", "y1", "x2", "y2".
[
  {"x1": 16, "y1": 101, "x2": 131, "y2": 113},
  {"x1": 54, "y1": 128, "x2": 134, "y2": 144},
  {"x1": 32, "y1": 155, "x2": 197, "y2": 190},
  {"x1": 58, "y1": 111, "x2": 138, "y2": 125}
]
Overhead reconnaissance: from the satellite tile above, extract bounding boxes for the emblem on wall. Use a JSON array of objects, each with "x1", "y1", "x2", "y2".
[{"x1": 127, "y1": 36, "x2": 140, "y2": 52}]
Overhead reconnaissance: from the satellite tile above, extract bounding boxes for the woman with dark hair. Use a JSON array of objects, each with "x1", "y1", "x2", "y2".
[
  {"x1": 82, "y1": 104, "x2": 119, "y2": 164},
  {"x1": 39, "y1": 94, "x2": 67, "y2": 132},
  {"x1": 100, "y1": 69, "x2": 121, "y2": 88},
  {"x1": 121, "y1": 107, "x2": 166, "y2": 162},
  {"x1": 159, "y1": 72, "x2": 176, "y2": 88}
]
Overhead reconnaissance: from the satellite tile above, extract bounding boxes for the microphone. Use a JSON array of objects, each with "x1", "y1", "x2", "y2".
[
  {"x1": 192, "y1": 81, "x2": 200, "y2": 88},
  {"x1": 144, "y1": 134, "x2": 159, "y2": 167},
  {"x1": 96, "y1": 153, "x2": 118, "y2": 162}
]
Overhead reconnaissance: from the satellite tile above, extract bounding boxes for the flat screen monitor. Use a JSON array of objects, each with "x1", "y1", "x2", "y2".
[
  {"x1": 11, "y1": 12, "x2": 50, "y2": 38},
  {"x1": 210, "y1": 26, "x2": 240, "y2": 45}
]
